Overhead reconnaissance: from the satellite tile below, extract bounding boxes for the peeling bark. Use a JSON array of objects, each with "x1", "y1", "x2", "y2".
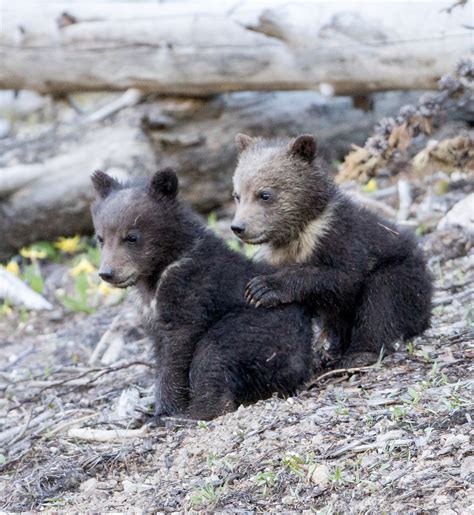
[{"x1": 0, "y1": 0, "x2": 470, "y2": 95}]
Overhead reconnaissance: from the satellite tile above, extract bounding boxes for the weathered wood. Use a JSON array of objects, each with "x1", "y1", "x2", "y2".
[
  {"x1": 0, "y1": 1, "x2": 471, "y2": 95},
  {"x1": 0, "y1": 267, "x2": 53, "y2": 310}
]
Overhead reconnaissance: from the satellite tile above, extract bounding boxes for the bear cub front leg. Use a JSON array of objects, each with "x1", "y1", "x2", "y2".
[{"x1": 245, "y1": 272, "x2": 296, "y2": 308}]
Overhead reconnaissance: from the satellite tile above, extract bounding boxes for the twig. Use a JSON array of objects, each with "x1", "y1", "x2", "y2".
[
  {"x1": 0, "y1": 345, "x2": 35, "y2": 372},
  {"x1": 324, "y1": 436, "x2": 374, "y2": 459},
  {"x1": 307, "y1": 365, "x2": 375, "y2": 388},
  {"x1": 5, "y1": 409, "x2": 33, "y2": 446},
  {"x1": 68, "y1": 425, "x2": 149, "y2": 442},
  {"x1": 82, "y1": 88, "x2": 143, "y2": 124},
  {"x1": 432, "y1": 287, "x2": 474, "y2": 307},
  {"x1": 89, "y1": 314, "x2": 121, "y2": 365},
  {"x1": 37, "y1": 360, "x2": 151, "y2": 394},
  {"x1": 441, "y1": 0, "x2": 468, "y2": 14},
  {"x1": 0, "y1": 410, "x2": 53, "y2": 445},
  {"x1": 397, "y1": 179, "x2": 412, "y2": 221},
  {"x1": 44, "y1": 412, "x2": 99, "y2": 438}
]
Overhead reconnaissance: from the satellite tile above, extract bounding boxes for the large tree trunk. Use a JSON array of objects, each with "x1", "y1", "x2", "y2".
[
  {"x1": 0, "y1": 0, "x2": 470, "y2": 96},
  {"x1": 0, "y1": 89, "x2": 427, "y2": 259}
]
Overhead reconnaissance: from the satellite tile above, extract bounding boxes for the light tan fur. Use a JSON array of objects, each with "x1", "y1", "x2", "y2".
[{"x1": 256, "y1": 202, "x2": 336, "y2": 267}]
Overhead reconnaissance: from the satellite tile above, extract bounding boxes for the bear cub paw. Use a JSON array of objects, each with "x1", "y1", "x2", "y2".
[
  {"x1": 336, "y1": 351, "x2": 380, "y2": 369},
  {"x1": 245, "y1": 274, "x2": 293, "y2": 308}
]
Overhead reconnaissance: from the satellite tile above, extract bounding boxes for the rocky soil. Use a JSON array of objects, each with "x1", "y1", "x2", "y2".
[{"x1": 1, "y1": 181, "x2": 473, "y2": 512}]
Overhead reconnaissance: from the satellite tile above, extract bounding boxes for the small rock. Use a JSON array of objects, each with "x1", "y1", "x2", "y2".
[
  {"x1": 281, "y1": 495, "x2": 294, "y2": 505},
  {"x1": 122, "y1": 479, "x2": 153, "y2": 493},
  {"x1": 377, "y1": 429, "x2": 404, "y2": 443},
  {"x1": 101, "y1": 334, "x2": 124, "y2": 365},
  {"x1": 108, "y1": 387, "x2": 140, "y2": 422},
  {"x1": 437, "y1": 193, "x2": 474, "y2": 233},
  {"x1": 444, "y1": 434, "x2": 469, "y2": 447},
  {"x1": 79, "y1": 477, "x2": 97, "y2": 493},
  {"x1": 361, "y1": 453, "x2": 378, "y2": 468},
  {"x1": 460, "y1": 456, "x2": 474, "y2": 479},
  {"x1": 434, "y1": 495, "x2": 450, "y2": 505},
  {"x1": 309, "y1": 464, "x2": 330, "y2": 487}
]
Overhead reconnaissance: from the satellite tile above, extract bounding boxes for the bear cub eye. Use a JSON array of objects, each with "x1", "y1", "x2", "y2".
[
  {"x1": 96, "y1": 235, "x2": 104, "y2": 246},
  {"x1": 258, "y1": 191, "x2": 272, "y2": 201},
  {"x1": 125, "y1": 233, "x2": 138, "y2": 243},
  {"x1": 233, "y1": 192, "x2": 240, "y2": 203}
]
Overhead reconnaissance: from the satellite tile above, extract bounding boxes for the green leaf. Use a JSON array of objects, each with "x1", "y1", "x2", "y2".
[
  {"x1": 30, "y1": 241, "x2": 60, "y2": 261},
  {"x1": 22, "y1": 264, "x2": 44, "y2": 294}
]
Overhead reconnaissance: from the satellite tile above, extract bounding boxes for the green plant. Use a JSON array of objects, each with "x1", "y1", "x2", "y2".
[
  {"x1": 22, "y1": 264, "x2": 44, "y2": 294},
  {"x1": 86, "y1": 245, "x2": 101, "y2": 267},
  {"x1": 27, "y1": 241, "x2": 60, "y2": 261},
  {"x1": 253, "y1": 471, "x2": 276, "y2": 496},
  {"x1": 329, "y1": 466, "x2": 344, "y2": 486},
  {"x1": 390, "y1": 405, "x2": 409, "y2": 421},
  {"x1": 207, "y1": 211, "x2": 218, "y2": 228},
  {"x1": 207, "y1": 452, "x2": 219, "y2": 467},
  {"x1": 406, "y1": 387, "x2": 422, "y2": 405},
  {"x1": 0, "y1": 302, "x2": 13, "y2": 316},
  {"x1": 60, "y1": 272, "x2": 95, "y2": 313},
  {"x1": 189, "y1": 482, "x2": 224, "y2": 510},
  {"x1": 282, "y1": 453, "x2": 306, "y2": 477},
  {"x1": 227, "y1": 238, "x2": 241, "y2": 253}
]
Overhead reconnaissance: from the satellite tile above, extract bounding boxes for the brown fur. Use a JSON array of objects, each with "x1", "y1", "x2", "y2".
[
  {"x1": 232, "y1": 136, "x2": 334, "y2": 248},
  {"x1": 231, "y1": 134, "x2": 433, "y2": 367}
]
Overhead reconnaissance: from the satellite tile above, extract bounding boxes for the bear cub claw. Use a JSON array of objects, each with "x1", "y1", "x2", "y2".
[{"x1": 245, "y1": 275, "x2": 292, "y2": 308}]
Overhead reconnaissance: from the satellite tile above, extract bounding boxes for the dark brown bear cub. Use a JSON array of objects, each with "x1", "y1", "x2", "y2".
[
  {"x1": 231, "y1": 134, "x2": 433, "y2": 367},
  {"x1": 91, "y1": 169, "x2": 313, "y2": 421}
]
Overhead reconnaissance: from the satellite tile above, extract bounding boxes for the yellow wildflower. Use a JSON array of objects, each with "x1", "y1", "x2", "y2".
[
  {"x1": 55, "y1": 235, "x2": 81, "y2": 254},
  {"x1": 70, "y1": 257, "x2": 96, "y2": 277},
  {"x1": 20, "y1": 247, "x2": 47, "y2": 260},
  {"x1": 363, "y1": 178, "x2": 378, "y2": 193},
  {"x1": 5, "y1": 261, "x2": 20, "y2": 276},
  {"x1": 98, "y1": 282, "x2": 113, "y2": 297}
]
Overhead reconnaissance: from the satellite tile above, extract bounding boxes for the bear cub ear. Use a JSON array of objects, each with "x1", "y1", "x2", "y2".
[
  {"x1": 91, "y1": 170, "x2": 119, "y2": 199},
  {"x1": 235, "y1": 133, "x2": 255, "y2": 153},
  {"x1": 149, "y1": 168, "x2": 179, "y2": 199},
  {"x1": 288, "y1": 134, "x2": 317, "y2": 162}
]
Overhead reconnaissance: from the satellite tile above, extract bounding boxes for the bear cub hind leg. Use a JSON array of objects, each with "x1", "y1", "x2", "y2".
[{"x1": 338, "y1": 259, "x2": 432, "y2": 368}]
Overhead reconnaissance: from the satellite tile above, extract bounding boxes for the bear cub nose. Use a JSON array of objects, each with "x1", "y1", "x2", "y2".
[
  {"x1": 99, "y1": 268, "x2": 115, "y2": 281},
  {"x1": 231, "y1": 223, "x2": 246, "y2": 235}
]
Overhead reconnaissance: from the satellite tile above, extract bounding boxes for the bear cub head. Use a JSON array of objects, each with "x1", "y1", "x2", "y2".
[
  {"x1": 231, "y1": 134, "x2": 334, "y2": 248},
  {"x1": 90, "y1": 168, "x2": 185, "y2": 288}
]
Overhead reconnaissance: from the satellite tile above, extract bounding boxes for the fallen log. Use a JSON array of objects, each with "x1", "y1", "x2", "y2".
[{"x1": 0, "y1": 0, "x2": 471, "y2": 95}]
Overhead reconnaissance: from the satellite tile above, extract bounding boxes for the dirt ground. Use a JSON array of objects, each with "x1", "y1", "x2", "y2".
[{"x1": 1, "y1": 192, "x2": 473, "y2": 512}]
